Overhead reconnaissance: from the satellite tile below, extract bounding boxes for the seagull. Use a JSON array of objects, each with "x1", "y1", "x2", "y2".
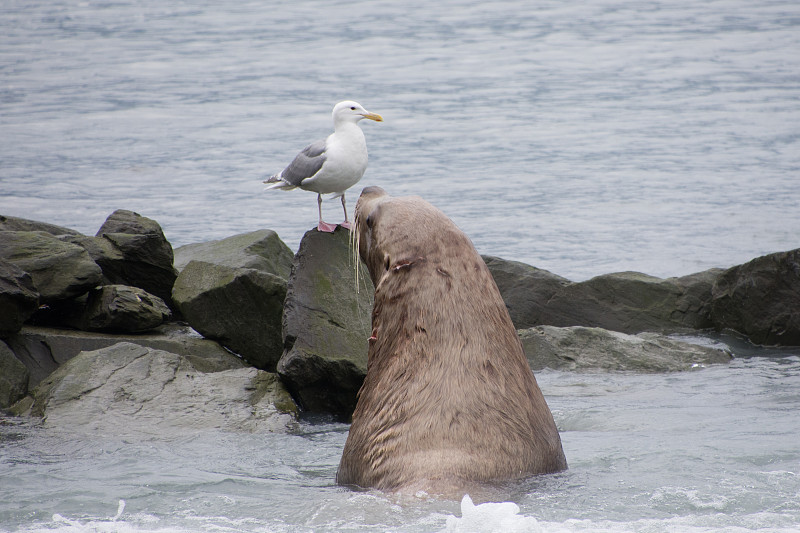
[{"x1": 264, "y1": 101, "x2": 383, "y2": 232}]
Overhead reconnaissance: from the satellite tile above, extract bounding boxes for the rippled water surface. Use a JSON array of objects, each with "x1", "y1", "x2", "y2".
[
  {"x1": 2, "y1": 0, "x2": 799, "y2": 281},
  {"x1": 2, "y1": 353, "x2": 800, "y2": 532},
  {"x1": 1, "y1": 0, "x2": 800, "y2": 531}
]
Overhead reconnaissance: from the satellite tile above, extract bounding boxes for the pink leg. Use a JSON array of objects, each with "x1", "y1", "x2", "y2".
[
  {"x1": 339, "y1": 194, "x2": 352, "y2": 230},
  {"x1": 317, "y1": 194, "x2": 337, "y2": 232}
]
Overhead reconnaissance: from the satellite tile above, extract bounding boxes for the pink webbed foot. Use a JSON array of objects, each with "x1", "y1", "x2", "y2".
[
  {"x1": 317, "y1": 221, "x2": 338, "y2": 233},
  {"x1": 339, "y1": 221, "x2": 352, "y2": 230}
]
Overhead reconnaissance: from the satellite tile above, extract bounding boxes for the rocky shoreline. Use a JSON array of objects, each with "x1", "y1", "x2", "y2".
[{"x1": 1, "y1": 210, "x2": 797, "y2": 432}]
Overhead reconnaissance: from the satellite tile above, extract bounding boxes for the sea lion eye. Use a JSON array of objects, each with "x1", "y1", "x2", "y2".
[{"x1": 366, "y1": 215, "x2": 374, "y2": 228}]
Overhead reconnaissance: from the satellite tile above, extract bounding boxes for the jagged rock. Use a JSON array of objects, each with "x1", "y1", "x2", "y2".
[
  {"x1": 172, "y1": 261, "x2": 286, "y2": 370},
  {"x1": 0, "y1": 231, "x2": 102, "y2": 303},
  {"x1": 0, "y1": 340, "x2": 29, "y2": 408},
  {"x1": 0, "y1": 259, "x2": 39, "y2": 336},
  {"x1": 277, "y1": 227, "x2": 373, "y2": 416},
  {"x1": 5, "y1": 324, "x2": 244, "y2": 387},
  {"x1": 78, "y1": 285, "x2": 172, "y2": 332},
  {"x1": 173, "y1": 229, "x2": 294, "y2": 276},
  {"x1": 0, "y1": 214, "x2": 80, "y2": 236},
  {"x1": 711, "y1": 249, "x2": 800, "y2": 345},
  {"x1": 519, "y1": 325, "x2": 732, "y2": 372},
  {"x1": 483, "y1": 255, "x2": 571, "y2": 329},
  {"x1": 90, "y1": 210, "x2": 178, "y2": 305},
  {"x1": 13, "y1": 342, "x2": 297, "y2": 435}
]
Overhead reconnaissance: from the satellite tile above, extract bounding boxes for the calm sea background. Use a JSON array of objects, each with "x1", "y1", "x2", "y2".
[{"x1": 1, "y1": 1, "x2": 799, "y2": 532}]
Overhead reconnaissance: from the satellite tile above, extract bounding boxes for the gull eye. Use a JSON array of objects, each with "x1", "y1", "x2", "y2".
[{"x1": 350, "y1": 106, "x2": 356, "y2": 110}]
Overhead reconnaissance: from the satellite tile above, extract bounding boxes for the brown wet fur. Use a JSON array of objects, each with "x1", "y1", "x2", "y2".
[{"x1": 337, "y1": 186, "x2": 567, "y2": 496}]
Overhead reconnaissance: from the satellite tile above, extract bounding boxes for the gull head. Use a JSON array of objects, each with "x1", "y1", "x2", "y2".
[{"x1": 332, "y1": 100, "x2": 383, "y2": 126}]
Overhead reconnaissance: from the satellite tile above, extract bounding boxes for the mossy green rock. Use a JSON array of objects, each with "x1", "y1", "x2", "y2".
[{"x1": 277, "y1": 227, "x2": 373, "y2": 416}]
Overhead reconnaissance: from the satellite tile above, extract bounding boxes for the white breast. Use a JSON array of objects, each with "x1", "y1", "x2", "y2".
[{"x1": 301, "y1": 123, "x2": 368, "y2": 195}]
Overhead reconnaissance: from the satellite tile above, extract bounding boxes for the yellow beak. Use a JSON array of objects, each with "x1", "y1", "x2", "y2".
[{"x1": 362, "y1": 112, "x2": 384, "y2": 122}]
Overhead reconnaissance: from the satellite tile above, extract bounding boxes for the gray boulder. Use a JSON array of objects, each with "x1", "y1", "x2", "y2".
[
  {"x1": 491, "y1": 264, "x2": 722, "y2": 335},
  {"x1": 90, "y1": 210, "x2": 178, "y2": 305},
  {"x1": 519, "y1": 325, "x2": 732, "y2": 372},
  {"x1": 711, "y1": 249, "x2": 800, "y2": 345},
  {"x1": 0, "y1": 231, "x2": 102, "y2": 303},
  {"x1": 482, "y1": 255, "x2": 571, "y2": 329},
  {"x1": 0, "y1": 214, "x2": 80, "y2": 236},
  {"x1": 0, "y1": 259, "x2": 39, "y2": 336},
  {"x1": 544, "y1": 271, "x2": 693, "y2": 333},
  {"x1": 13, "y1": 342, "x2": 297, "y2": 435},
  {"x1": 0, "y1": 340, "x2": 29, "y2": 408},
  {"x1": 169, "y1": 230, "x2": 295, "y2": 370},
  {"x1": 173, "y1": 229, "x2": 294, "y2": 275},
  {"x1": 277, "y1": 227, "x2": 373, "y2": 416},
  {"x1": 172, "y1": 261, "x2": 286, "y2": 370},
  {"x1": 77, "y1": 285, "x2": 172, "y2": 332},
  {"x1": 5, "y1": 324, "x2": 245, "y2": 388}
]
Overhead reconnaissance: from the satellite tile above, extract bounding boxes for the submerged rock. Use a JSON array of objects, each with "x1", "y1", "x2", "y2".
[
  {"x1": 14, "y1": 342, "x2": 297, "y2": 435},
  {"x1": 711, "y1": 249, "x2": 800, "y2": 346},
  {"x1": 519, "y1": 325, "x2": 732, "y2": 372},
  {"x1": 277, "y1": 227, "x2": 373, "y2": 416}
]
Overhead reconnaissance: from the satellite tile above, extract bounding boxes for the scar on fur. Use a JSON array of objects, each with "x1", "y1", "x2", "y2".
[{"x1": 391, "y1": 257, "x2": 425, "y2": 272}]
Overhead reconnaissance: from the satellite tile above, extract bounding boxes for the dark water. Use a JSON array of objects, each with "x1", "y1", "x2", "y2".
[{"x1": 1, "y1": 1, "x2": 800, "y2": 531}]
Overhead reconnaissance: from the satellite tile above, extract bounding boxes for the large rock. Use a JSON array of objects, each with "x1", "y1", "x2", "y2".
[
  {"x1": 5, "y1": 324, "x2": 245, "y2": 387},
  {"x1": 277, "y1": 227, "x2": 373, "y2": 416},
  {"x1": 669, "y1": 268, "x2": 723, "y2": 330},
  {"x1": 492, "y1": 266, "x2": 722, "y2": 335},
  {"x1": 172, "y1": 261, "x2": 286, "y2": 370},
  {"x1": 173, "y1": 229, "x2": 294, "y2": 275},
  {"x1": 0, "y1": 231, "x2": 102, "y2": 303},
  {"x1": 544, "y1": 272, "x2": 695, "y2": 333},
  {"x1": 90, "y1": 210, "x2": 178, "y2": 305},
  {"x1": 519, "y1": 325, "x2": 732, "y2": 372},
  {"x1": 710, "y1": 249, "x2": 800, "y2": 345},
  {"x1": 0, "y1": 340, "x2": 29, "y2": 408},
  {"x1": 77, "y1": 285, "x2": 172, "y2": 332},
  {"x1": 0, "y1": 214, "x2": 80, "y2": 236},
  {"x1": 13, "y1": 342, "x2": 297, "y2": 435},
  {"x1": 0, "y1": 259, "x2": 39, "y2": 336},
  {"x1": 170, "y1": 230, "x2": 295, "y2": 370},
  {"x1": 482, "y1": 255, "x2": 571, "y2": 329}
]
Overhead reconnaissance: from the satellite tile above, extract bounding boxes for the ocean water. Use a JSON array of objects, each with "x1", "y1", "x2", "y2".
[{"x1": 1, "y1": 0, "x2": 800, "y2": 531}]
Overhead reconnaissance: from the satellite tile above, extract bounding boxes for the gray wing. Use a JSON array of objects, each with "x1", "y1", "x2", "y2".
[{"x1": 279, "y1": 140, "x2": 327, "y2": 186}]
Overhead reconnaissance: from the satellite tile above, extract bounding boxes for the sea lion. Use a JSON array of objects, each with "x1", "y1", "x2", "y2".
[{"x1": 337, "y1": 186, "x2": 567, "y2": 494}]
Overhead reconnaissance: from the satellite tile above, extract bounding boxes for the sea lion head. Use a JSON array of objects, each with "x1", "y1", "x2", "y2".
[{"x1": 353, "y1": 186, "x2": 474, "y2": 287}]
